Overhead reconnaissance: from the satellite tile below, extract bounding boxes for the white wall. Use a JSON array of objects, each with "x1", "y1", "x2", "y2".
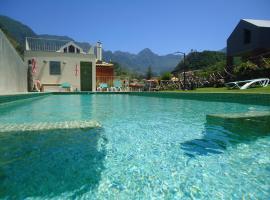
[
  {"x1": 0, "y1": 29, "x2": 27, "y2": 94},
  {"x1": 24, "y1": 51, "x2": 96, "y2": 91}
]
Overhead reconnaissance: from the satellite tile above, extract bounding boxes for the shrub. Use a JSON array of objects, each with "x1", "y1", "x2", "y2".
[{"x1": 161, "y1": 72, "x2": 172, "y2": 80}]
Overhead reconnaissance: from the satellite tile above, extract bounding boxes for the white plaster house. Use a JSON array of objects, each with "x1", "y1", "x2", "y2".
[{"x1": 24, "y1": 37, "x2": 96, "y2": 92}]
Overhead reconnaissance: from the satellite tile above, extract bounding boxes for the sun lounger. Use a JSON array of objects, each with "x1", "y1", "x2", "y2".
[
  {"x1": 111, "y1": 80, "x2": 122, "y2": 92},
  {"x1": 97, "y1": 83, "x2": 109, "y2": 91},
  {"x1": 225, "y1": 78, "x2": 269, "y2": 90},
  {"x1": 60, "y1": 82, "x2": 71, "y2": 92}
]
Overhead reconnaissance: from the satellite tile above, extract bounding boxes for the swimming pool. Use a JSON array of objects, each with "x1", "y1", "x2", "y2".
[{"x1": 0, "y1": 94, "x2": 269, "y2": 199}]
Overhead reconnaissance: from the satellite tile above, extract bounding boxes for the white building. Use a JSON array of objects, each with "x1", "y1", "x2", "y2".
[
  {"x1": 24, "y1": 37, "x2": 96, "y2": 92},
  {"x1": 0, "y1": 29, "x2": 27, "y2": 94}
]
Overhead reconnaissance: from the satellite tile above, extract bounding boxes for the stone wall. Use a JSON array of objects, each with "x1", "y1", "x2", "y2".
[{"x1": 0, "y1": 29, "x2": 27, "y2": 94}]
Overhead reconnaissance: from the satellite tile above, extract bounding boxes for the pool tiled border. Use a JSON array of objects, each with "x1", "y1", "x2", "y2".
[
  {"x1": 52, "y1": 91, "x2": 270, "y2": 106},
  {"x1": 0, "y1": 92, "x2": 51, "y2": 104},
  {"x1": 128, "y1": 92, "x2": 270, "y2": 106},
  {"x1": 0, "y1": 92, "x2": 269, "y2": 106},
  {"x1": 52, "y1": 92, "x2": 129, "y2": 95}
]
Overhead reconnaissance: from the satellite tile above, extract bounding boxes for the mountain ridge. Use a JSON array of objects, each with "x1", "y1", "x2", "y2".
[{"x1": 0, "y1": 15, "x2": 181, "y2": 74}]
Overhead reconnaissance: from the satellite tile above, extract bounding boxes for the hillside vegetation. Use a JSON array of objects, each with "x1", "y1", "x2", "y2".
[
  {"x1": 0, "y1": 15, "x2": 36, "y2": 45},
  {"x1": 0, "y1": 23, "x2": 24, "y2": 57},
  {"x1": 173, "y1": 50, "x2": 226, "y2": 72},
  {"x1": 173, "y1": 50, "x2": 270, "y2": 84}
]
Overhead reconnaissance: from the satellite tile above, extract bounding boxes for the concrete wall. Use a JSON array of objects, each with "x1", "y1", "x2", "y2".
[
  {"x1": 0, "y1": 29, "x2": 27, "y2": 94},
  {"x1": 24, "y1": 51, "x2": 96, "y2": 91},
  {"x1": 259, "y1": 27, "x2": 270, "y2": 49}
]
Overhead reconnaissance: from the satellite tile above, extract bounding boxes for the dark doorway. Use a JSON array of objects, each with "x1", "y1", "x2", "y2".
[{"x1": 80, "y1": 62, "x2": 92, "y2": 91}]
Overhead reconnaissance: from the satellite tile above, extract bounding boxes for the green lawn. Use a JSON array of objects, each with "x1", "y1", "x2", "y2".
[{"x1": 165, "y1": 86, "x2": 270, "y2": 93}]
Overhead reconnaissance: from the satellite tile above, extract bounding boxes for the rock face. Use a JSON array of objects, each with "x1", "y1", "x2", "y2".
[{"x1": 0, "y1": 120, "x2": 102, "y2": 133}]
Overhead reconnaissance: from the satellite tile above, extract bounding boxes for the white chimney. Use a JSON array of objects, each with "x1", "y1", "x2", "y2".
[
  {"x1": 96, "y1": 41, "x2": 102, "y2": 61},
  {"x1": 25, "y1": 37, "x2": 30, "y2": 51}
]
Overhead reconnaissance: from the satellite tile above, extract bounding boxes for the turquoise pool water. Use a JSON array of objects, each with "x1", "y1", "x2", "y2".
[{"x1": 0, "y1": 94, "x2": 269, "y2": 199}]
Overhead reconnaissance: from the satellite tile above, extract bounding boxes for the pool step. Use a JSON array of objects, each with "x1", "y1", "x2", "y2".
[
  {"x1": 206, "y1": 111, "x2": 270, "y2": 136},
  {"x1": 207, "y1": 111, "x2": 270, "y2": 120},
  {"x1": 0, "y1": 120, "x2": 101, "y2": 133}
]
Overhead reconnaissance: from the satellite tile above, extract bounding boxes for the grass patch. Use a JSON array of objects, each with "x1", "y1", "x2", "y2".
[{"x1": 164, "y1": 86, "x2": 270, "y2": 93}]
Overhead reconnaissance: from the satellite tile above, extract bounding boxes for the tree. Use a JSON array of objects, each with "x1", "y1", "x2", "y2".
[
  {"x1": 110, "y1": 61, "x2": 131, "y2": 76},
  {"x1": 111, "y1": 61, "x2": 123, "y2": 76},
  {"x1": 146, "y1": 66, "x2": 153, "y2": 80},
  {"x1": 173, "y1": 50, "x2": 226, "y2": 72},
  {"x1": 233, "y1": 59, "x2": 270, "y2": 80},
  {"x1": 161, "y1": 72, "x2": 172, "y2": 80}
]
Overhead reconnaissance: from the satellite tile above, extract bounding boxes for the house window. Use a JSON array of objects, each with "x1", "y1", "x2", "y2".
[
  {"x1": 63, "y1": 47, "x2": 67, "y2": 53},
  {"x1": 49, "y1": 61, "x2": 61, "y2": 75},
  {"x1": 244, "y1": 29, "x2": 251, "y2": 44},
  {"x1": 68, "y1": 45, "x2": 75, "y2": 53},
  {"x1": 76, "y1": 48, "x2": 80, "y2": 53}
]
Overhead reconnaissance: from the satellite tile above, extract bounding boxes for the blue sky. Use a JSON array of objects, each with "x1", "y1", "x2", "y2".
[{"x1": 0, "y1": 0, "x2": 270, "y2": 55}]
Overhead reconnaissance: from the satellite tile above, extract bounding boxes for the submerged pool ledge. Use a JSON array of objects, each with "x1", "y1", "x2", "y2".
[
  {"x1": 0, "y1": 120, "x2": 101, "y2": 133},
  {"x1": 128, "y1": 92, "x2": 270, "y2": 106},
  {"x1": 206, "y1": 111, "x2": 270, "y2": 136},
  {"x1": 207, "y1": 111, "x2": 270, "y2": 119}
]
